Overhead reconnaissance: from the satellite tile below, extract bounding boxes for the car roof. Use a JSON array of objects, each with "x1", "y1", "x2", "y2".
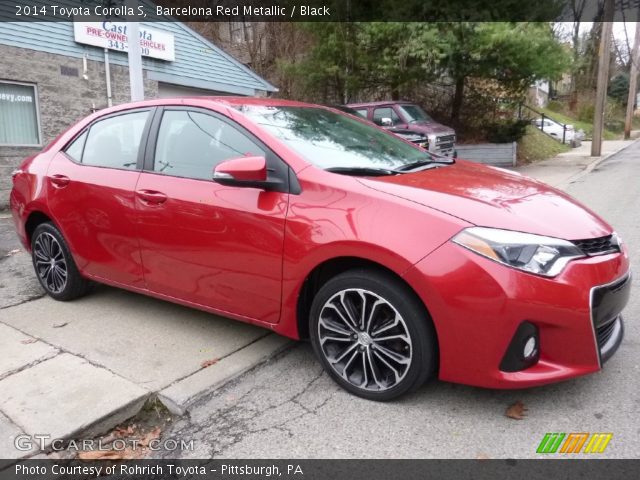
[
  {"x1": 346, "y1": 101, "x2": 415, "y2": 108},
  {"x1": 94, "y1": 96, "x2": 319, "y2": 115}
]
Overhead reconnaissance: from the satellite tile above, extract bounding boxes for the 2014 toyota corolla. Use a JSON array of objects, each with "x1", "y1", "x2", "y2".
[{"x1": 10, "y1": 97, "x2": 630, "y2": 400}]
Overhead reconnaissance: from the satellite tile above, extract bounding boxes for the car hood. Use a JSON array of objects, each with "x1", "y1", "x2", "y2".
[
  {"x1": 358, "y1": 160, "x2": 611, "y2": 240},
  {"x1": 409, "y1": 122, "x2": 455, "y2": 136}
]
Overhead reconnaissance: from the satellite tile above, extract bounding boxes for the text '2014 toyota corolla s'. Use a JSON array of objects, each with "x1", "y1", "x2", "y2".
[{"x1": 10, "y1": 97, "x2": 630, "y2": 400}]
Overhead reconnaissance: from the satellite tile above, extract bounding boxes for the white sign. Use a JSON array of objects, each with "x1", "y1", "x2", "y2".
[{"x1": 73, "y1": 22, "x2": 175, "y2": 61}]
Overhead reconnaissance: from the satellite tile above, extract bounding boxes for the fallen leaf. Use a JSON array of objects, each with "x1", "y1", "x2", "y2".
[
  {"x1": 201, "y1": 358, "x2": 219, "y2": 368},
  {"x1": 139, "y1": 427, "x2": 161, "y2": 448},
  {"x1": 52, "y1": 322, "x2": 68, "y2": 328},
  {"x1": 21, "y1": 338, "x2": 37, "y2": 344},
  {"x1": 78, "y1": 448, "x2": 140, "y2": 460},
  {"x1": 4, "y1": 249, "x2": 21, "y2": 257},
  {"x1": 115, "y1": 425, "x2": 135, "y2": 437},
  {"x1": 505, "y1": 400, "x2": 528, "y2": 420},
  {"x1": 476, "y1": 453, "x2": 491, "y2": 460}
]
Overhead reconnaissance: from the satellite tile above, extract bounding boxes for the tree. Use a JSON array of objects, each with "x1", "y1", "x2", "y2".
[
  {"x1": 608, "y1": 73, "x2": 629, "y2": 105},
  {"x1": 285, "y1": 23, "x2": 443, "y2": 103},
  {"x1": 282, "y1": 23, "x2": 360, "y2": 103},
  {"x1": 436, "y1": 23, "x2": 570, "y2": 125}
]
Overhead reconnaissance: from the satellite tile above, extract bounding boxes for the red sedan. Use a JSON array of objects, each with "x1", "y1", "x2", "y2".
[{"x1": 10, "y1": 97, "x2": 630, "y2": 400}]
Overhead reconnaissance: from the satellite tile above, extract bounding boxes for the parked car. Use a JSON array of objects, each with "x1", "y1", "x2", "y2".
[
  {"x1": 11, "y1": 97, "x2": 629, "y2": 400},
  {"x1": 346, "y1": 101, "x2": 456, "y2": 156},
  {"x1": 533, "y1": 118, "x2": 580, "y2": 144},
  {"x1": 331, "y1": 105, "x2": 429, "y2": 149}
]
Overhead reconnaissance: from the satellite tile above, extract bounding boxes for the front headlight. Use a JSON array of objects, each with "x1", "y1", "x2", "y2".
[{"x1": 452, "y1": 227, "x2": 585, "y2": 277}]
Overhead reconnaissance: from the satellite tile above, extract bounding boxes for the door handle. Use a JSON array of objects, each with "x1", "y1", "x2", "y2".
[
  {"x1": 49, "y1": 174, "x2": 70, "y2": 188},
  {"x1": 136, "y1": 189, "x2": 168, "y2": 205}
]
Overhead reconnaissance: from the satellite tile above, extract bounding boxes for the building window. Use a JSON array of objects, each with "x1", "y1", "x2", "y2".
[{"x1": 0, "y1": 81, "x2": 41, "y2": 146}]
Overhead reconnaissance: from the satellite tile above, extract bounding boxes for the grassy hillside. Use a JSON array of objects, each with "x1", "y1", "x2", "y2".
[
  {"x1": 539, "y1": 107, "x2": 618, "y2": 141},
  {"x1": 517, "y1": 125, "x2": 571, "y2": 163}
]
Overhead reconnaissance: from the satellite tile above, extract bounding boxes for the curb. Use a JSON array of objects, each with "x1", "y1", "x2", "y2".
[
  {"x1": 557, "y1": 138, "x2": 639, "y2": 189},
  {"x1": 157, "y1": 334, "x2": 294, "y2": 415}
]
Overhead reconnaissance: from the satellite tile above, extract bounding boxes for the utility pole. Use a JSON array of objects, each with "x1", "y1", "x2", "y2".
[
  {"x1": 126, "y1": 0, "x2": 144, "y2": 101},
  {"x1": 591, "y1": 0, "x2": 615, "y2": 157},
  {"x1": 624, "y1": 21, "x2": 640, "y2": 139}
]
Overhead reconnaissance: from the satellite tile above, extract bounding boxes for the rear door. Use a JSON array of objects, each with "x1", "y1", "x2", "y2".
[
  {"x1": 134, "y1": 107, "x2": 290, "y2": 323},
  {"x1": 47, "y1": 109, "x2": 153, "y2": 287}
]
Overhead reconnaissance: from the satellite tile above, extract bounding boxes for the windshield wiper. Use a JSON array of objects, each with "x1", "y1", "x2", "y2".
[
  {"x1": 396, "y1": 160, "x2": 433, "y2": 171},
  {"x1": 325, "y1": 166, "x2": 397, "y2": 176},
  {"x1": 396, "y1": 157, "x2": 454, "y2": 172}
]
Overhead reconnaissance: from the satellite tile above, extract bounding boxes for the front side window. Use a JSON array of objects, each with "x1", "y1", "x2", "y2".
[
  {"x1": 373, "y1": 107, "x2": 400, "y2": 126},
  {"x1": 82, "y1": 111, "x2": 149, "y2": 169},
  {"x1": 0, "y1": 82, "x2": 40, "y2": 145},
  {"x1": 240, "y1": 106, "x2": 431, "y2": 171},
  {"x1": 153, "y1": 110, "x2": 264, "y2": 180}
]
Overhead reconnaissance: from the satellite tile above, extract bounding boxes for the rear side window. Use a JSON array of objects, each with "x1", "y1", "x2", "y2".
[
  {"x1": 64, "y1": 131, "x2": 87, "y2": 162},
  {"x1": 80, "y1": 111, "x2": 149, "y2": 169},
  {"x1": 354, "y1": 109, "x2": 368, "y2": 118},
  {"x1": 152, "y1": 110, "x2": 265, "y2": 181}
]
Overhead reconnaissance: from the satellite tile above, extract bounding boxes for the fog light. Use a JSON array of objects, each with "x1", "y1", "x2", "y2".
[
  {"x1": 523, "y1": 336, "x2": 537, "y2": 359},
  {"x1": 500, "y1": 322, "x2": 539, "y2": 372}
]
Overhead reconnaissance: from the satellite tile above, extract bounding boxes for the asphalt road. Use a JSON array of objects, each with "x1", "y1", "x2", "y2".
[{"x1": 154, "y1": 141, "x2": 640, "y2": 459}]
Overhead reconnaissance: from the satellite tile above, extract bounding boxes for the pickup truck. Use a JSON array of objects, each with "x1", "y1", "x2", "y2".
[{"x1": 345, "y1": 101, "x2": 456, "y2": 157}]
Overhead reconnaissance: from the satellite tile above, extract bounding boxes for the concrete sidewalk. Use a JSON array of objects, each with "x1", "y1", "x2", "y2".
[
  {"x1": 513, "y1": 139, "x2": 637, "y2": 187},
  {"x1": 0, "y1": 217, "x2": 291, "y2": 459}
]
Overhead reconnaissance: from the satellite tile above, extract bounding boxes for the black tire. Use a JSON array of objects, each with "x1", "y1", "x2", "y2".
[
  {"x1": 309, "y1": 268, "x2": 437, "y2": 401},
  {"x1": 31, "y1": 222, "x2": 90, "y2": 301}
]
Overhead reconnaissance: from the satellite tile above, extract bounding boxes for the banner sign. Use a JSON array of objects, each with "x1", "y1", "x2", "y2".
[{"x1": 73, "y1": 22, "x2": 175, "y2": 61}]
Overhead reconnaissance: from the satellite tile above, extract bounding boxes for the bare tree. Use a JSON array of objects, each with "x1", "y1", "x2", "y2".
[{"x1": 569, "y1": 0, "x2": 587, "y2": 110}]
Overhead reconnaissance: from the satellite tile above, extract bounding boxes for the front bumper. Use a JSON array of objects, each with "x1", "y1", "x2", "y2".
[{"x1": 403, "y1": 241, "x2": 630, "y2": 389}]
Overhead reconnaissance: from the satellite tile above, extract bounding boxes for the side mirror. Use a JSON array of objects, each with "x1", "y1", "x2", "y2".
[
  {"x1": 213, "y1": 156, "x2": 267, "y2": 187},
  {"x1": 381, "y1": 117, "x2": 393, "y2": 127}
]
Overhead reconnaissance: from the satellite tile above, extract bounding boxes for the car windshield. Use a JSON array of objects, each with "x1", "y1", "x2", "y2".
[
  {"x1": 239, "y1": 105, "x2": 432, "y2": 171},
  {"x1": 398, "y1": 104, "x2": 433, "y2": 123}
]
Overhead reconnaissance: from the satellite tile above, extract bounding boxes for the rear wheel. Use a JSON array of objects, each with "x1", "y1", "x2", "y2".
[
  {"x1": 31, "y1": 222, "x2": 90, "y2": 301},
  {"x1": 309, "y1": 269, "x2": 437, "y2": 401}
]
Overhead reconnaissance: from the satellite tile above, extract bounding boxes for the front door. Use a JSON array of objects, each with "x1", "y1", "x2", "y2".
[{"x1": 135, "y1": 108, "x2": 289, "y2": 323}]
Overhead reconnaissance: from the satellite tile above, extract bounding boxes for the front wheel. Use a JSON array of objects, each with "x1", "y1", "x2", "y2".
[
  {"x1": 309, "y1": 269, "x2": 437, "y2": 401},
  {"x1": 31, "y1": 222, "x2": 90, "y2": 301}
]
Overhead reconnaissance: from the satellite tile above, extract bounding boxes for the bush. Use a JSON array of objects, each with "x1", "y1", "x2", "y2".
[
  {"x1": 605, "y1": 120, "x2": 625, "y2": 133},
  {"x1": 485, "y1": 120, "x2": 529, "y2": 143},
  {"x1": 578, "y1": 104, "x2": 595, "y2": 123},
  {"x1": 546, "y1": 100, "x2": 564, "y2": 113}
]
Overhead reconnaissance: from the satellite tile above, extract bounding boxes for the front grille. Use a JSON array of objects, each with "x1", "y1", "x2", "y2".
[
  {"x1": 436, "y1": 142, "x2": 454, "y2": 151},
  {"x1": 437, "y1": 134, "x2": 456, "y2": 144},
  {"x1": 573, "y1": 235, "x2": 620, "y2": 256},
  {"x1": 596, "y1": 317, "x2": 617, "y2": 347}
]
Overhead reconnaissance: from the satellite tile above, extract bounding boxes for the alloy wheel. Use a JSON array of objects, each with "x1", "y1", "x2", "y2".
[
  {"x1": 317, "y1": 288, "x2": 412, "y2": 392},
  {"x1": 33, "y1": 232, "x2": 68, "y2": 294}
]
